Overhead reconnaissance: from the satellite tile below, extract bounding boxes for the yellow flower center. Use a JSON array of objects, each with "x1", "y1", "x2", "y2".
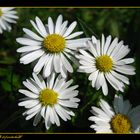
[
  {"x1": 39, "y1": 88, "x2": 58, "y2": 106},
  {"x1": 43, "y1": 34, "x2": 66, "y2": 53},
  {"x1": 0, "y1": 9, "x2": 3, "y2": 17},
  {"x1": 96, "y1": 55, "x2": 113, "y2": 72},
  {"x1": 111, "y1": 114, "x2": 132, "y2": 133}
]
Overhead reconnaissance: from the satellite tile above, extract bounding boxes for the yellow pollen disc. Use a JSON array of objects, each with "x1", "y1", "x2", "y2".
[
  {"x1": 39, "y1": 88, "x2": 58, "y2": 106},
  {"x1": 43, "y1": 34, "x2": 65, "y2": 53},
  {"x1": 96, "y1": 55, "x2": 113, "y2": 72},
  {"x1": 111, "y1": 114, "x2": 132, "y2": 133},
  {"x1": 0, "y1": 9, "x2": 3, "y2": 17}
]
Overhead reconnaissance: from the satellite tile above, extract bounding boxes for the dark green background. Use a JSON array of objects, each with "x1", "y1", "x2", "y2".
[{"x1": 0, "y1": 8, "x2": 140, "y2": 133}]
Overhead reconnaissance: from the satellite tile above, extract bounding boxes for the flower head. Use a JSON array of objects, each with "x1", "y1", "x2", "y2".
[
  {"x1": 0, "y1": 7, "x2": 18, "y2": 33},
  {"x1": 77, "y1": 34, "x2": 135, "y2": 95},
  {"x1": 89, "y1": 95, "x2": 140, "y2": 133},
  {"x1": 18, "y1": 73, "x2": 80, "y2": 130},
  {"x1": 16, "y1": 15, "x2": 89, "y2": 78}
]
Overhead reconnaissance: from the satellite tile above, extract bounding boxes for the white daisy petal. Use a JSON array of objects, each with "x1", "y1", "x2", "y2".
[
  {"x1": 60, "y1": 79, "x2": 73, "y2": 90},
  {"x1": 63, "y1": 21, "x2": 77, "y2": 37},
  {"x1": 61, "y1": 53, "x2": 73, "y2": 73},
  {"x1": 63, "y1": 108, "x2": 75, "y2": 117},
  {"x1": 96, "y1": 40, "x2": 101, "y2": 56},
  {"x1": 2, "y1": 7, "x2": 15, "y2": 12},
  {"x1": 17, "y1": 45, "x2": 41, "y2": 53},
  {"x1": 65, "y1": 31, "x2": 83, "y2": 39},
  {"x1": 107, "y1": 37, "x2": 118, "y2": 56},
  {"x1": 4, "y1": 10, "x2": 17, "y2": 14},
  {"x1": 110, "y1": 40, "x2": 124, "y2": 58},
  {"x1": 41, "y1": 106, "x2": 46, "y2": 118},
  {"x1": 54, "y1": 104, "x2": 67, "y2": 121},
  {"x1": 23, "y1": 28, "x2": 43, "y2": 41},
  {"x1": 115, "y1": 94, "x2": 123, "y2": 113},
  {"x1": 4, "y1": 14, "x2": 18, "y2": 19},
  {"x1": 53, "y1": 78, "x2": 65, "y2": 92},
  {"x1": 59, "y1": 91, "x2": 78, "y2": 99},
  {"x1": 79, "y1": 49, "x2": 93, "y2": 59},
  {"x1": 88, "y1": 41, "x2": 98, "y2": 57},
  {"x1": 111, "y1": 70, "x2": 129, "y2": 85},
  {"x1": 20, "y1": 49, "x2": 44, "y2": 64},
  {"x1": 128, "y1": 105, "x2": 140, "y2": 118},
  {"x1": 45, "y1": 106, "x2": 51, "y2": 129},
  {"x1": 43, "y1": 55, "x2": 53, "y2": 77},
  {"x1": 30, "y1": 20, "x2": 45, "y2": 37},
  {"x1": 0, "y1": 19, "x2": 6, "y2": 30},
  {"x1": 58, "y1": 100, "x2": 78, "y2": 108},
  {"x1": 67, "y1": 38, "x2": 90, "y2": 44},
  {"x1": 113, "y1": 95, "x2": 119, "y2": 114},
  {"x1": 26, "y1": 110, "x2": 39, "y2": 120},
  {"x1": 33, "y1": 54, "x2": 49, "y2": 74},
  {"x1": 55, "y1": 15, "x2": 63, "y2": 34},
  {"x1": 101, "y1": 75, "x2": 108, "y2": 96},
  {"x1": 2, "y1": 16, "x2": 17, "y2": 23},
  {"x1": 26, "y1": 104, "x2": 41, "y2": 115},
  {"x1": 33, "y1": 112, "x2": 42, "y2": 126},
  {"x1": 123, "y1": 100, "x2": 132, "y2": 115},
  {"x1": 89, "y1": 116, "x2": 109, "y2": 122},
  {"x1": 16, "y1": 38, "x2": 41, "y2": 46},
  {"x1": 101, "y1": 34, "x2": 105, "y2": 55},
  {"x1": 59, "y1": 85, "x2": 78, "y2": 95},
  {"x1": 51, "y1": 107, "x2": 60, "y2": 126},
  {"x1": 49, "y1": 106, "x2": 55, "y2": 124},
  {"x1": 18, "y1": 100, "x2": 39, "y2": 107},
  {"x1": 59, "y1": 20, "x2": 68, "y2": 35},
  {"x1": 113, "y1": 45, "x2": 130, "y2": 61},
  {"x1": 115, "y1": 58, "x2": 134, "y2": 65},
  {"x1": 19, "y1": 89, "x2": 38, "y2": 98},
  {"x1": 105, "y1": 73, "x2": 119, "y2": 91},
  {"x1": 91, "y1": 106, "x2": 110, "y2": 120},
  {"x1": 114, "y1": 65, "x2": 135, "y2": 75},
  {"x1": 92, "y1": 36, "x2": 97, "y2": 44},
  {"x1": 47, "y1": 72, "x2": 55, "y2": 89},
  {"x1": 48, "y1": 17, "x2": 54, "y2": 34},
  {"x1": 23, "y1": 81, "x2": 39, "y2": 94},
  {"x1": 103, "y1": 35, "x2": 111, "y2": 54},
  {"x1": 53, "y1": 54, "x2": 60, "y2": 73},
  {"x1": 88, "y1": 70, "x2": 99, "y2": 87},
  {"x1": 32, "y1": 73, "x2": 45, "y2": 89},
  {"x1": 35, "y1": 17, "x2": 47, "y2": 37},
  {"x1": 95, "y1": 72, "x2": 104, "y2": 90}
]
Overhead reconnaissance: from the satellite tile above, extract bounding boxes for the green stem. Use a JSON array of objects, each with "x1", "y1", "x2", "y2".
[
  {"x1": 0, "y1": 110, "x2": 23, "y2": 130},
  {"x1": 80, "y1": 92, "x2": 100, "y2": 113}
]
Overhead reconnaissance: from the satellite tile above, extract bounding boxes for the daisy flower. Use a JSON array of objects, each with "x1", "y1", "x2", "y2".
[
  {"x1": 88, "y1": 94, "x2": 140, "y2": 133},
  {"x1": 16, "y1": 15, "x2": 89, "y2": 78},
  {"x1": 77, "y1": 34, "x2": 135, "y2": 95},
  {"x1": 0, "y1": 7, "x2": 18, "y2": 33},
  {"x1": 18, "y1": 73, "x2": 80, "y2": 130}
]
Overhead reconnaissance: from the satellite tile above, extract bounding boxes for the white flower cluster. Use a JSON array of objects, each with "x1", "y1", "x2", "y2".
[
  {"x1": 5, "y1": 9, "x2": 138, "y2": 133},
  {"x1": 0, "y1": 8, "x2": 18, "y2": 33}
]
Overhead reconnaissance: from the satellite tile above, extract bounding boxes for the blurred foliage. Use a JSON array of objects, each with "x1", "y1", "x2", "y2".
[{"x1": 0, "y1": 8, "x2": 140, "y2": 133}]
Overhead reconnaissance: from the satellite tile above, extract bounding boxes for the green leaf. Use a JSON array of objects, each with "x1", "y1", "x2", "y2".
[
  {"x1": 109, "y1": 19, "x2": 120, "y2": 37},
  {"x1": 77, "y1": 17, "x2": 98, "y2": 38}
]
